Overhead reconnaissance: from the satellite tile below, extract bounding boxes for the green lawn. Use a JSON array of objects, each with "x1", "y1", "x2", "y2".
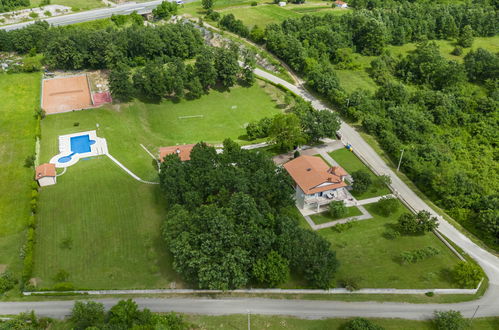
[
  {"x1": 310, "y1": 207, "x2": 363, "y2": 225},
  {"x1": 35, "y1": 80, "x2": 284, "y2": 289},
  {"x1": 39, "y1": 81, "x2": 283, "y2": 182},
  {"x1": 30, "y1": 0, "x2": 104, "y2": 11},
  {"x1": 0, "y1": 73, "x2": 41, "y2": 278},
  {"x1": 33, "y1": 157, "x2": 179, "y2": 289},
  {"x1": 310, "y1": 200, "x2": 461, "y2": 289},
  {"x1": 336, "y1": 69, "x2": 377, "y2": 93},
  {"x1": 185, "y1": 314, "x2": 499, "y2": 330},
  {"x1": 329, "y1": 148, "x2": 391, "y2": 199}
]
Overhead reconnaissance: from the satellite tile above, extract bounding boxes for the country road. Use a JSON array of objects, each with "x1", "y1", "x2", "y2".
[
  {"x1": 0, "y1": 1, "x2": 185, "y2": 31},
  {"x1": 0, "y1": 5, "x2": 498, "y2": 320}
]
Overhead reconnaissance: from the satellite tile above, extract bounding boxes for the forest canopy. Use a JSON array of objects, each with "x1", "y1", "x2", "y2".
[{"x1": 159, "y1": 141, "x2": 339, "y2": 289}]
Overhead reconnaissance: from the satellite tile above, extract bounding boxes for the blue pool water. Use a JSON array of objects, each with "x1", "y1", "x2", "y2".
[{"x1": 58, "y1": 134, "x2": 96, "y2": 163}]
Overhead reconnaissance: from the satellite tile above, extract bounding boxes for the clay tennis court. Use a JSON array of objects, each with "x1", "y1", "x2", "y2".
[{"x1": 42, "y1": 75, "x2": 93, "y2": 114}]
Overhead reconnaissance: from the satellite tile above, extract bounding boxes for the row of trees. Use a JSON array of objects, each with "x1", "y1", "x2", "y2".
[
  {"x1": 0, "y1": 21, "x2": 204, "y2": 69},
  {"x1": 246, "y1": 99, "x2": 341, "y2": 151},
  {"x1": 0, "y1": 0, "x2": 29, "y2": 13},
  {"x1": 160, "y1": 141, "x2": 339, "y2": 289},
  {"x1": 110, "y1": 45, "x2": 254, "y2": 102}
]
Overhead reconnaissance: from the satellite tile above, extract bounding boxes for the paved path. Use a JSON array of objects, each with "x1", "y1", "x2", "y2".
[{"x1": 106, "y1": 153, "x2": 158, "y2": 185}]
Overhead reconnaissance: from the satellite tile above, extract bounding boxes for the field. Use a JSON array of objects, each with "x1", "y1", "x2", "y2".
[
  {"x1": 329, "y1": 148, "x2": 391, "y2": 199},
  {"x1": 30, "y1": 0, "x2": 104, "y2": 11},
  {"x1": 33, "y1": 157, "x2": 178, "y2": 289},
  {"x1": 39, "y1": 80, "x2": 283, "y2": 182},
  {"x1": 184, "y1": 315, "x2": 499, "y2": 330},
  {"x1": 0, "y1": 73, "x2": 41, "y2": 278},
  {"x1": 310, "y1": 207, "x2": 363, "y2": 225},
  {"x1": 308, "y1": 200, "x2": 461, "y2": 289},
  {"x1": 34, "y1": 80, "x2": 285, "y2": 289}
]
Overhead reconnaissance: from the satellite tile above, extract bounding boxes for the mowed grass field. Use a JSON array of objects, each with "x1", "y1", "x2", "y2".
[
  {"x1": 310, "y1": 207, "x2": 363, "y2": 225},
  {"x1": 35, "y1": 80, "x2": 284, "y2": 289},
  {"x1": 33, "y1": 157, "x2": 179, "y2": 289},
  {"x1": 309, "y1": 200, "x2": 461, "y2": 289},
  {"x1": 329, "y1": 148, "x2": 391, "y2": 200},
  {"x1": 0, "y1": 73, "x2": 41, "y2": 277},
  {"x1": 40, "y1": 81, "x2": 283, "y2": 182},
  {"x1": 184, "y1": 315, "x2": 499, "y2": 330}
]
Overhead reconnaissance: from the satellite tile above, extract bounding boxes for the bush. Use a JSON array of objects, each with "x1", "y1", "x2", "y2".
[
  {"x1": 28, "y1": 215, "x2": 36, "y2": 228},
  {"x1": 29, "y1": 12, "x2": 39, "y2": 19},
  {"x1": 24, "y1": 155, "x2": 36, "y2": 168},
  {"x1": 0, "y1": 270, "x2": 17, "y2": 294},
  {"x1": 351, "y1": 170, "x2": 371, "y2": 194},
  {"x1": 329, "y1": 200, "x2": 347, "y2": 218},
  {"x1": 383, "y1": 229, "x2": 400, "y2": 240},
  {"x1": 374, "y1": 196, "x2": 399, "y2": 216},
  {"x1": 399, "y1": 246, "x2": 440, "y2": 264},
  {"x1": 425, "y1": 291, "x2": 434, "y2": 297},
  {"x1": 293, "y1": 150, "x2": 300, "y2": 158},
  {"x1": 453, "y1": 262, "x2": 483, "y2": 288},
  {"x1": 206, "y1": 10, "x2": 220, "y2": 21},
  {"x1": 31, "y1": 189, "x2": 39, "y2": 201},
  {"x1": 339, "y1": 277, "x2": 361, "y2": 291},
  {"x1": 451, "y1": 46, "x2": 463, "y2": 56},
  {"x1": 70, "y1": 301, "x2": 106, "y2": 330},
  {"x1": 331, "y1": 221, "x2": 355, "y2": 233},
  {"x1": 397, "y1": 211, "x2": 438, "y2": 234},
  {"x1": 73, "y1": 122, "x2": 80, "y2": 127},
  {"x1": 251, "y1": 1, "x2": 257, "y2": 5},
  {"x1": 53, "y1": 269, "x2": 70, "y2": 282},
  {"x1": 433, "y1": 310, "x2": 468, "y2": 330},
  {"x1": 53, "y1": 282, "x2": 74, "y2": 291},
  {"x1": 246, "y1": 117, "x2": 273, "y2": 140},
  {"x1": 30, "y1": 198, "x2": 38, "y2": 213},
  {"x1": 344, "y1": 317, "x2": 384, "y2": 330}
]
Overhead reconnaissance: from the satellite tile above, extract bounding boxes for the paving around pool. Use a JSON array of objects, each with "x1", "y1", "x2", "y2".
[{"x1": 49, "y1": 130, "x2": 107, "y2": 168}]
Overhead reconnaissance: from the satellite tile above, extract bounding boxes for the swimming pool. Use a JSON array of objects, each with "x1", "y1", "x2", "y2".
[{"x1": 57, "y1": 134, "x2": 96, "y2": 163}]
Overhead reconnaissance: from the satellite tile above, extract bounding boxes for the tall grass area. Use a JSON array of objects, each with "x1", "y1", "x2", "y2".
[
  {"x1": 30, "y1": 0, "x2": 104, "y2": 11},
  {"x1": 0, "y1": 73, "x2": 41, "y2": 278},
  {"x1": 39, "y1": 81, "x2": 283, "y2": 182},
  {"x1": 312, "y1": 200, "x2": 461, "y2": 289}
]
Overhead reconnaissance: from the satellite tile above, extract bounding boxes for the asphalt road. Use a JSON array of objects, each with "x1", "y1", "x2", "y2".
[
  {"x1": 0, "y1": 1, "x2": 173, "y2": 31},
  {"x1": 0, "y1": 8, "x2": 498, "y2": 319}
]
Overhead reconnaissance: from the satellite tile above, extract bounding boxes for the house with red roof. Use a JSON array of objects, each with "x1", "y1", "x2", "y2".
[
  {"x1": 35, "y1": 163, "x2": 57, "y2": 186},
  {"x1": 283, "y1": 155, "x2": 350, "y2": 211}
]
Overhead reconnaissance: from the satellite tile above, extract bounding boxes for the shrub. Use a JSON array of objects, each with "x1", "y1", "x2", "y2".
[
  {"x1": 246, "y1": 117, "x2": 273, "y2": 140},
  {"x1": 425, "y1": 291, "x2": 434, "y2": 297},
  {"x1": 339, "y1": 277, "x2": 361, "y2": 291},
  {"x1": 70, "y1": 301, "x2": 106, "y2": 330},
  {"x1": 251, "y1": 1, "x2": 258, "y2": 5},
  {"x1": 44, "y1": 10, "x2": 52, "y2": 17},
  {"x1": 344, "y1": 317, "x2": 384, "y2": 330},
  {"x1": 30, "y1": 198, "x2": 38, "y2": 213},
  {"x1": 397, "y1": 211, "x2": 438, "y2": 234},
  {"x1": 453, "y1": 262, "x2": 483, "y2": 288},
  {"x1": 383, "y1": 229, "x2": 400, "y2": 240},
  {"x1": 0, "y1": 270, "x2": 17, "y2": 294},
  {"x1": 399, "y1": 246, "x2": 439, "y2": 264},
  {"x1": 53, "y1": 269, "x2": 70, "y2": 282},
  {"x1": 331, "y1": 221, "x2": 355, "y2": 233},
  {"x1": 329, "y1": 200, "x2": 347, "y2": 218},
  {"x1": 374, "y1": 196, "x2": 399, "y2": 216},
  {"x1": 351, "y1": 170, "x2": 371, "y2": 194},
  {"x1": 29, "y1": 12, "x2": 39, "y2": 19},
  {"x1": 60, "y1": 237, "x2": 73, "y2": 250},
  {"x1": 433, "y1": 310, "x2": 468, "y2": 330},
  {"x1": 451, "y1": 46, "x2": 463, "y2": 56},
  {"x1": 73, "y1": 122, "x2": 80, "y2": 126},
  {"x1": 24, "y1": 155, "x2": 36, "y2": 168},
  {"x1": 31, "y1": 189, "x2": 39, "y2": 201},
  {"x1": 31, "y1": 181, "x2": 39, "y2": 190},
  {"x1": 293, "y1": 150, "x2": 300, "y2": 158},
  {"x1": 53, "y1": 282, "x2": 74, "y2": 291},
  {"x1": 28, "y1": 215, "x2": 36, "y2": 228},
  {"x1": 206, "y1": 10, "x2": 220, "y2": 21}
]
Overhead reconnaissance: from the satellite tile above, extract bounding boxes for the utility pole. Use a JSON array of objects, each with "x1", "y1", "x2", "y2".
[
  {"x1": 247, "y1": 309, "x2": 251, "y2": 330},
  {"x1": 396, "y1": 149, "x2": 404, "y2": 172}
]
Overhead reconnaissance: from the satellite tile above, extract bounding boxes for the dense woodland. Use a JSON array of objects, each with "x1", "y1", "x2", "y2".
[
  {"x1": 160, "y1": 141, "x2": 339, "y2": 289},
  {"x1": 254, "y1": 2, "x2": 498, "y2": 246}
]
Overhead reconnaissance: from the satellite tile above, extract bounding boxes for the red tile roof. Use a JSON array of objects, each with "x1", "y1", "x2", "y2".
[
  {"x1": 283, "y1": 156, "x2": 348, "y2": 195},
  {"x1": 159, "y1": 144, "x2": 196, "y2": 162},
  {"x1": 35, "y1": 163, "x2": 56, "y2": 179},
  {"x1": 335, "y1": 1, "x2": 347, "y2": 5}
]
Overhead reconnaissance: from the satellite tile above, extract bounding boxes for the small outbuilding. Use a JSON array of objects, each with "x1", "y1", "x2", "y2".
[
  {"x1": 35, "y1": 163, "x2": 57, "y2": 186},
  {"x1": 278, "y1": 1, "x2": 286, "y2": 6},
  {"x1": 159, "y1": 144, "x2": 196, "y2": 162}
]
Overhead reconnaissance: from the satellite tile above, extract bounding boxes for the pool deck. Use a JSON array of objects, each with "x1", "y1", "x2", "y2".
[{"x1": 50, "y1": 130, "x2": 107, "y2": 168}]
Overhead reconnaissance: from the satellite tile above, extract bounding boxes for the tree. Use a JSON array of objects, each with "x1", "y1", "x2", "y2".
[
  {"x1": 344, "y1": 317, "x2": 385, "y2": 330},
  {"x1": 464, "y1": 48, "x2": 499, "y2": 82},
  {"x1": 195, "y1": 49, "x2": 217, "y2": 90},
  {"x1": 70, "y1": 301, "x2": 105, "y2": 330},
  {"x1": 458, "y1": 25, "x2": 474, "y2": 48},
  {"x1": 351, "y1": 170, "x2": 371, "y2": 194},
  {"x1": 415, "y1": 210, "x2": 439, "y2": 232},
  {"x1": 152, "y1": 1, "x2": 178, "y2": 20},
  {"x1": 375, "y1": 196, "x2": 399, "y2": 216},
  {"x1": 433, "y1": 310, "x2": 468, "y2": 330},
  {"x1": 268, "y1": 114, "x2": 306, "y2": 151},
  {"x1": 397, "y1": 211, "x2": 438, "y2": 234},
  {"x1": 241, "y1": 49, "x2": 256, "y2": 86},
  {"x1": 453, "y1": 262, "x2": 483, "y2": 288},
  {"x1": 214, "y1": 47, "x2": 239, "y2": 88},
  {"x1": 202, "y1": 0, "x2": 213, "y2": 10},
  {"x1": 329, "y1": 201, "x2": 347, "y2": 218},
  {"x1": 252, "y1": 251, "x2": 290, "y2": 286},
  {"x1": 109, "y1": 63, "x2": 133, "y2": 102},
  {"x1": 107, "y1": 299, "x2": 153, "y2": 328}
]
